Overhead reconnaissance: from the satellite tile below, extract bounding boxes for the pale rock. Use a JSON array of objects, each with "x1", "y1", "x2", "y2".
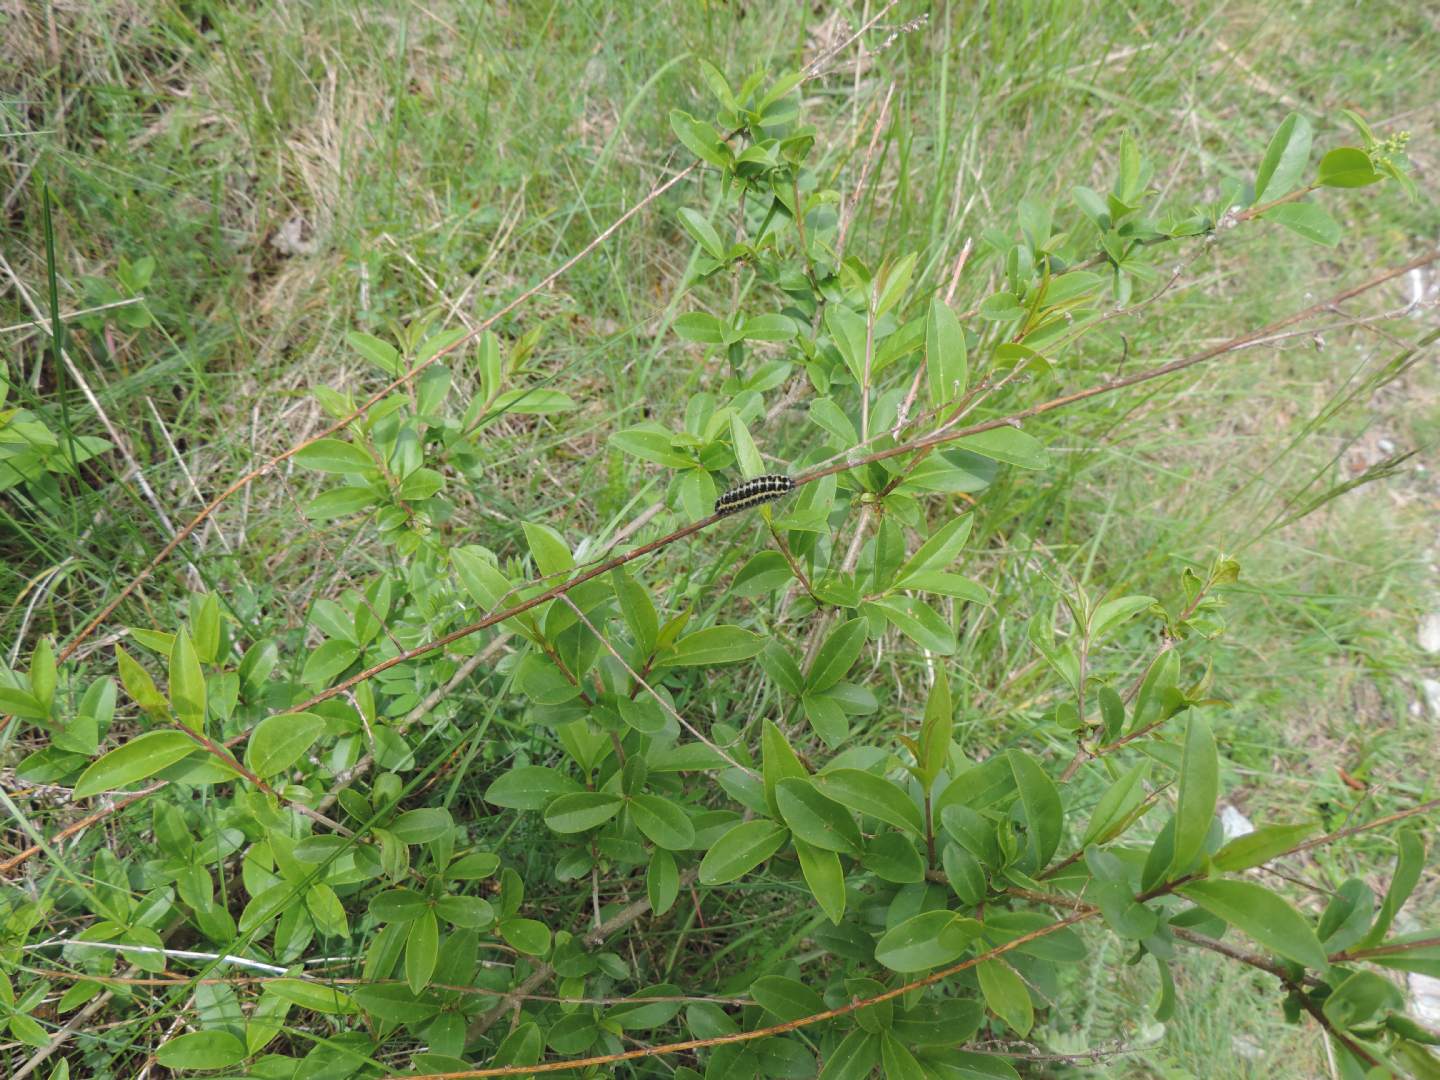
[
  {"x1": 1411, "y1": 973, "x2": 1440, "y2": 1028},
  {"x1": 1419, "y1": 611, "x2": 1440, "y2": 655},
  {"x1": 1423, "y1": 678, "x2": 1440, "y2": 719},
  {"x1": 1219, "y1": 803, "x2": 1254, "y2": 841}
]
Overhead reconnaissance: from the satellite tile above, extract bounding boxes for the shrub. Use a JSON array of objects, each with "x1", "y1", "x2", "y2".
[{"x1": 3, "y1": 49, "x2": 1436, "y2": 1080}]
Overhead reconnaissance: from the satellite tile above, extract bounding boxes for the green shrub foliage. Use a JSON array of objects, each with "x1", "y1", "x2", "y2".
[{"x1": 2, "y1": 62, "x2": 1433, "y2": 1080}]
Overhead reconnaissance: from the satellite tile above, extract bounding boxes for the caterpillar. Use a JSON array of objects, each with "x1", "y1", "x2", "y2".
[{"x1": 714, "y1": 474, "x2": 796, "y2": 516}]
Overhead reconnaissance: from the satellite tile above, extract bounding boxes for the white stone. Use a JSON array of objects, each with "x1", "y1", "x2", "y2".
[
  {"x1": 1411, "y1": 973, "x2": 1440, "y2": 1028},
  {"x1": 1424, "y1": 678, "x2": 1440, "y2": 719},
  {"x1": 1219, "y1": 803, "x2": 1254, "y2": 841},
  {"x1": 1419, "y1": 611, "x2": 1440, "y2": 655}
]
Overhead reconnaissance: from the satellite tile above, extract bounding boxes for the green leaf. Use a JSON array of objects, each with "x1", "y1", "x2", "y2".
[
  {"x1": 824, "y1": 304, "x2": 869, "y2": 385},
  {"x1": 775, "y1": 777, "x2": 862, "y2": 855},
  {"x1": 29, "y1": 635, "x2": 56, "y2": 709},
  {"x1": 819, "y1": 1029, "x2": 881, "y2": 1080},
  {"x1": 116, "y1": 644, "x2": 169, "y2": 718},
  {"x1": 609, "y1": 985, "x2": 685, "y2": 1030},
  {"x1": 698, "y1": 819, "x2": 789, "y2": 885},
  {"x1": 978, "y1": 291, "x2": 1026, "y2": 321},
  {"x1": 1007, "y1": 749, "x2": 1062, "y2": 871},
  {"x1": 306, "y1": 882, "x2": 349, "y2": 938},
  {"x1": 522, "y1": 521, "x2": 573, "y2": 578},
  {"x1": 807, "y1": 619, "x2": 868, "y2": 694},
  {"x1": 1316, "y1": 146, "x2": 1382, "y2": 188},
  {"x1": 1213, "y1": 822, "x2": 1318, "y2": 872},
  {"x1": 730, "y1": 413, "x2": 764, "y2": 478},
  {"x1": 898, "y1": 571, "x2": 988, "y2": 602},
  {"x1": 809, "y1": 398, "x2": 857, "y2": 446},
  {"x1": 881, "y1": 1033, "x2": 928, "y2": 1080},
  {"x1": 664, "y1": 626, "x2": 764, "y2": 666},
  {"x1": 351, "y1": 982, "x2": 440, "y2": 1024},
  {"x1": 1081, "y1": 761, "x2": 1151, "y2": 847},
  {"x1": 544, "y1": 792, "x2": 624, "y2": 834},
  {"x1": 73, "y1": 731, "x2": 199, "y2": 798},
  {"x1": 612, "y1": 566, "x2": 659, "y2": 651},
  {"x1": 1089, "y1": 595, "x2": 1157, "y2": 640},
  {"x1": 751, "y1": 975, "x2": 824, "y2": 1022},
  {"x1": 1169, "y1": 711, "x2": 1218, "y2": 877},
  {"x1": 925, "y1": 297, "x2": 967, "y2": 407},
  {"x1": 919, "y1": 669, "x2": 953, "y2": 791},
  {"x1": 1265, "y1": 202, "x2": 1341, "y2": 246},
  {"x1": 896, "y1": 515, "x2": 973, "y2": 583},
  {"x1": 294, "y1": 437, "x2": 376, "y2": 475},
  {"x1": 1323, "y1": 969, "x2": 1405, "y2": 1031},
  {"x1": 1254, "y1": 112, "x2": 1313, "y2": 203},
  {"x1": 391, "y1": 807, "x2": 453, "y2": 844},
  {"x1": 0, "y1": 686, "x2": 49, "y2": 720},
  {"x1": 812, "y1": 768, "x2": 923, "y2": 834},
  {"x1": 265, "y1": 978, "x2": 356, "y2": 1015},
  {"x1": 742, "y1": 313, "x2": 796, "y2": 341},
  {"x1": 344, "y1": 329, "x2": 400, "y2": 374},
  {"x1": 240, "y1": 882, "x2": 295, "y2": 933},
  {"x1": 942, "y1": 844, "x2": 987, "y2": 905},
  {"x1": 369, "y1": 888, "x2": 430, "y2": 922},
  {"x1": 674, "y1": 312, "x2": 725, "y2": 343},
  {"x1": 863, "y1": 832, "x2": 926, "y2": 883},
  {"x1": 493, "y1": 387, "x2": 577, "y2": 415},
  {"x1": 1359, "y1": 828, "x2": 1425, "y2": 948},
  {"x1": 795, "y1": 837, "x2": 846, "y2": 923},
  {"x1": 435, "y1": 895, "x2": 494, "y2": 929},
  {"x1": 406, "y1": 910, "x2": 438, "y2": 993},
  {"x1": 874, "y1": 910, "x2": 981, "y2": 972},
  {"x1": 647, "y1": 848, "x2": 679, "y2": 916},
  {"x1": 669, "y1": 109, "x2": 730, "y2": 168},
  {"x1": 244, "y1": 712, "x2": 325, "y2": 779},
  {"x1": 609, "y1": 424, "x2": 692, "y2": 468},
  {"x1": 629, "y1": 794, "x2": 695, "y2": 850},
  {"x1": 762, "y1": 719, "x2": 808, "y2": 819},
  {"x1": 953, "y1": 427, "x2": 1049, "y2": 469},
  {"x1": 864, "y1": 597, "x2": 957, "y2": 655},
  {"x1": 1178, "y1": 879, "x2": 1329, "y2": 970},
  {"x1": 485, "y1": 765, "x2": 581, "y2": 810},
  {"x1": 156, "y1": 1030, "x2": 246, "y2": 1070},
  {"x1": 677, "y1": 207, "x2": 726, "y2": 260},
  {"x1": 731, "y1": 551, "x2": 794, "y2": 597},
  {"x1": 1357, "y1": 930, "x2": 1440, "y2": 977},
  {"x1": 977, "y1": 959, "x2": 1033, "y2": 1036},
  {"x1": 499, "y1": 917, "x2": 551, "y2": 956}
]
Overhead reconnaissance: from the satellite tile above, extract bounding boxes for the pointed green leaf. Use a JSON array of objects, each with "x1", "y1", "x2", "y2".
[
  {"x1": 977, "y1": 959, "x2": 1033, "y2": 1035},
  {"x1": 698, "y1": 819, "x2": 789, "y2": 885},
  {"x1": 1007, "y1": 749, "x2": 1062, "y2": 871},
  {"x1": 543, "y1": 792, "x2": 623, "y2": 834},
  {"x1": 1254, "y1": 112, "x2": 1313, "y2": 203},
  {"x1": 1179, "y1": 879, "x2": 1329, "y2": 970},
  {"x1": 925, "y1": 297, "x2": 967, "y2": 407},
  {"x1": 629, "y1": 794, "x2": 695, "y2": 850},
  {"x1": 775, "y1": 777, "x2": 861, "y2": 855},
  {"x1": 953, "y1": 427, "x2": 1048, "y2": 470},
  {"x1": 406, "y1": 910, "x2": 438, "y2": 993},
  {"x1": 807, "y1": 618, "x2": 868, "y2": 694},
  {"x1": 664, "y1": 626, "x2": 763, "y2": 667},
  {"x1": 1169, "y1": 711, "x2": 1218, "y2": 877},
  {"x1": 168, "y1": 629, "x2": 206, "y2": 731},
  {"x1": 812, "y1": 768, "x2": 923, "y2": 834},
  {"x1": 874, "y1": 910, "x2": 981, "y2": 972},
  {"x1": 73, "y1": 731, "x2": 199, "y2": 798},
  {"x1": 244, "y1": 712, "x2": 325, "y2": 779},
  {"x1": 795, "y1": 837, "x2": 845, "y2": 923}
]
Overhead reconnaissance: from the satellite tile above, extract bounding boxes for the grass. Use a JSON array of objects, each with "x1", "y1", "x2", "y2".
[{"x1": 3, "y1": 1, "x2": 1439, "y2": 1077}]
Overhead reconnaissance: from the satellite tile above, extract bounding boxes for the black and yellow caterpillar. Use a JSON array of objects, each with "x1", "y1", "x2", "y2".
[{"x1": 714, "y1": 474, "x2": 796, "y2": 516}]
